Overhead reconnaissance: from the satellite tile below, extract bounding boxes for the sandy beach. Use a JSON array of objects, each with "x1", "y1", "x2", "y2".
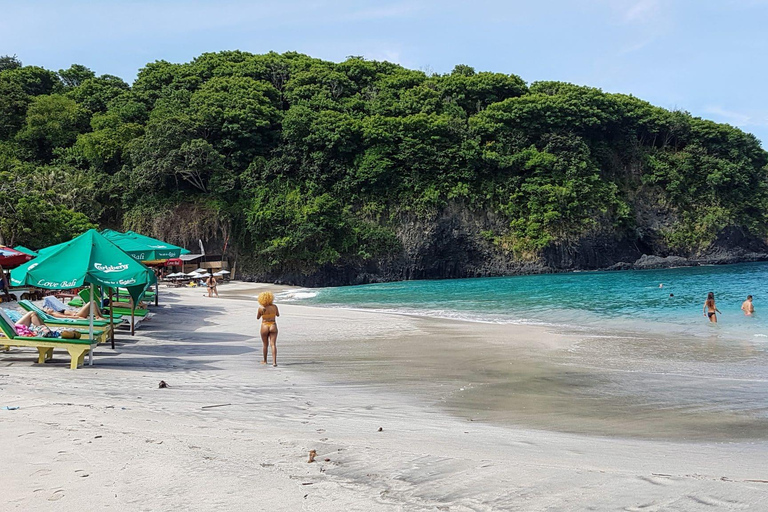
[{"x1": 2, "y1": 281, "x2": 768, "y2": 511}]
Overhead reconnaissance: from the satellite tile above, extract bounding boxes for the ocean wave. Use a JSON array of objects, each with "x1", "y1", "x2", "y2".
[
  {"x1": 299, "y1": 303, "x2": 560, "y2": 328},
  {"x1": 274, "y1": 289, "x2": 318, "y2": 301}
]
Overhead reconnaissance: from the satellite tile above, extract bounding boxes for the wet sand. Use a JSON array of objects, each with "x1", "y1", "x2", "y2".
[{"x1": 2, "y1": 281, "x2": 767, "y2": 510}]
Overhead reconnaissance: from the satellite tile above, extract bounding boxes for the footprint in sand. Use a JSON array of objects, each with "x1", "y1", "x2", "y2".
[
  {"x1": 30, "y1": 468, "x2": 51, "y2": 477},
  {"x1": 638, "y1": 475, "x2": 673, "y2": 486},
  {"x1": 48, "y1": 489, "x2": 65, "y2": 501}
]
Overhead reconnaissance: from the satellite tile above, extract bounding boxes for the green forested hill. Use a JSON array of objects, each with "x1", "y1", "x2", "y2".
[{"x1": 1, "y1": 52, "x2": 767, "y2": 283}]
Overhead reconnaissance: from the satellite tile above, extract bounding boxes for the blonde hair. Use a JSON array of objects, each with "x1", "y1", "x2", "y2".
[{"x1": 257, "y1": 291, "x2": 274, "y2": 306}]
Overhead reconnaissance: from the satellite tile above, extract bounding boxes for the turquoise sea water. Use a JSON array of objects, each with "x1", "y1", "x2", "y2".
[
  {"x1": 281, "y1": 262, "x2": 768, "y2": 343},
  {"x1": 280, "y1": 262, "x2": 768, "y2": 439}
]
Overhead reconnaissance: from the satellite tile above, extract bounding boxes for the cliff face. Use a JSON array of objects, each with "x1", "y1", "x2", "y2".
[{"x1": 239, "y1": 203, "x2": 768, "y2": 287}]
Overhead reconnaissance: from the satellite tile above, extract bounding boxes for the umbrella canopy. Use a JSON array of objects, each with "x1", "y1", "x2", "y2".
[
  {"x1": 126, "y1": 231, "x2": 190, "y2": 255},
  {"x1": 0, "y1": 245, "x2": 34, "y2": 269},
  {"x1": 13, "y1": 245, "x2": 39, "y2": 257},
  {"x1": 11, "y1": 230, "x2": 156, "y2": 304},
  {"x1": 100, "y1": 229, "x2": 187, "y2": 262}
]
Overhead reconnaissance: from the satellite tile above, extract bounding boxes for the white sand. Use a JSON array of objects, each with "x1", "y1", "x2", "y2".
[{"x1": 2, "y1": 282, "x2": 767, "y2": 511}]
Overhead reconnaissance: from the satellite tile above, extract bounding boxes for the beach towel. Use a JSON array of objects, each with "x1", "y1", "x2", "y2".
[
  {"x1": 43, "y1": 296, "x2": 68, "y2": 313},
  {"x1": 2, "y1": 308, "x2": 22, "y2": 323}
]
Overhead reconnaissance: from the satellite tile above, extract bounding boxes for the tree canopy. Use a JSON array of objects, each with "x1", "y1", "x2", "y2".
[{"x1": 1, "y1": 51, "x2": 766, "y2": 279}]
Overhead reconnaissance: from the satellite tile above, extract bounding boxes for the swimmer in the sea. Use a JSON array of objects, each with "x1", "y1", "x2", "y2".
[{"x1": 741, "y1": 295, "x2": 755, "y2": 316}]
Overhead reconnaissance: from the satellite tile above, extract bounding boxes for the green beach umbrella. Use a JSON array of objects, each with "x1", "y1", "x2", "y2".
[
  {"x1": 124, "y1": 231, "x2": 191, "y2": 257},
  {"x1": 11, "y1": 229, "x2": 156, "y2": 304},
  {"x1": 100, "y1": 229, "x2": 188, "y2": 261},
  {"x1": 11, "y1": 229, "x2": 157, "y2": 360},
  {"x1": 13, "y1": 245, "x2": 39, "y2": 257}
]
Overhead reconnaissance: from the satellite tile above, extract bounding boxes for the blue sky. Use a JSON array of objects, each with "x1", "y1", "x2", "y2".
[{"x1": 2, "y1": 0, "x2": 767, "y2": 146}]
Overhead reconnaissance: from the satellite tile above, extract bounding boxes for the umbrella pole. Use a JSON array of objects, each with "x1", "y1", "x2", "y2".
[
  {"x1": 89, "y1": 283, "x2": 94, "y2": 366},
  {"x1": 109, "y1": 287, "x2": 115, "y2": 349},
  {"x1": 131, "y1": 298, "x2": 135, "y2": 336},
  {"x1": 155, "y1": 279, "x2": 159, "y2": 307}
]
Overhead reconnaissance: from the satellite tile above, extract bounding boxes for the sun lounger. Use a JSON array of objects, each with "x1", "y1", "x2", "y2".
[
  {"x1": 0, "y1": 310, "x2": 99, "y2": 369},
  {"x1": 118, "y1": 287, "x2": 155, "y2": 298},
  {"x1": 4, "y1": 306, "x2": 108, "y2": 344},
  {"x1": 70, "y1": 289, "x2": 150, "y2": 317}
]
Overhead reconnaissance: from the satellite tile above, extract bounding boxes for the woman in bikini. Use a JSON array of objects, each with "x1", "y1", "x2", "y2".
[
  {"x1": 704, "y1": 291, "x2": 721, "y2": 323},
  {"x1": 257, "y1": 291, "x2": 279, "y2": 366},
  {"x1": 206, "y1": 271, "x2": 218, "y2": 298}
]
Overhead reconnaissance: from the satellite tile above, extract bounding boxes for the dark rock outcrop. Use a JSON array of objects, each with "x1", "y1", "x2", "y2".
[{"x1": 239, "y1": 205, "x2": 768, "y2": 287}]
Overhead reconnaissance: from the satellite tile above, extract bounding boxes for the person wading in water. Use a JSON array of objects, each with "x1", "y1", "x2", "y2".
[{"x1": 704, "y1": 291, "x2": 722, "y2": 323}]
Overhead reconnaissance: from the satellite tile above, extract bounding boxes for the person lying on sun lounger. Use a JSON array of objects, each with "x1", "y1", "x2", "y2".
[
  {"x1": 7, "y1": 310, "x2": 53, "y2": 337},
  {"x1": 43, "y1": 296, "x2": 107, "y2": 320}
]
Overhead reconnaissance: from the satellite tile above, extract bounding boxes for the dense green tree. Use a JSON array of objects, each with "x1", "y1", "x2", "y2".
[
  {"x1": 0, "y1": 79, "x2": 30, "y2": 138},
  {"x1": 58, "y1": 64, "x2": 96, "y2": 88},
  {"x1": 0, "y1": 51, "x2": 766, "y2": 278},
  {"x1": 66, "y1": 75, "x2": 130, "y2": 113},
  {"x1": 0, "y1": 55, "x2": 22, "y2": 72},
  {"x1": 15, "y1": 94, "x2": 89, "y2": 161},
  {"x1": 0, "y1": 65, "x2": 61, "y2": 96}
]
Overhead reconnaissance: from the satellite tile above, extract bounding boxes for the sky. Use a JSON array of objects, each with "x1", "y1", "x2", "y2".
[{"x1": 1, "y1": 0, "x2": 767, "y2": 146}]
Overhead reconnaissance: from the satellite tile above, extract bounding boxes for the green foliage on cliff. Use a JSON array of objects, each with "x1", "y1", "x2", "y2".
[{"x1": 1, "y1": 52, "x2": 766, "y2": 273}]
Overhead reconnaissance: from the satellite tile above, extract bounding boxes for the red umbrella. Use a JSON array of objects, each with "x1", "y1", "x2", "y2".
[{"x1": 0, "y1": 245, "x2": 33, "y2": 269}]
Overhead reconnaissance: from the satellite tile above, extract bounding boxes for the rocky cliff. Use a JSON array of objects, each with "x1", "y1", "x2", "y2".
[{"x1": 239, "y1": 204, "x2": 768, "y2": 287}]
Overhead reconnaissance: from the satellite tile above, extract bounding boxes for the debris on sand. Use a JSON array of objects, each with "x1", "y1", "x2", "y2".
[
  {"x1": 201, "y1": 403, "x2": 232, "y2": 409},
  {"x1": 158, "y1": 380, "x2": 169, "y2": 388},
  {"x1": 308, "y1": 450, "x2": 317, "y2": 463}
]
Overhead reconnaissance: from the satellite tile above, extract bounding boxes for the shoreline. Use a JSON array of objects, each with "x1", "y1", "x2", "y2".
[
  {"x1": 241, "y1": 254, "x2": 768, "y2": 288},
  {"x1": 2, "y1": 281, "x2": 768, "y2": 510}
]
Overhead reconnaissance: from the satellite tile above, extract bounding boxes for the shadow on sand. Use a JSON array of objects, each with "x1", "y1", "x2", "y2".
[{"x1": 2, "y1": 302, "x2": 257, "y2": 372}]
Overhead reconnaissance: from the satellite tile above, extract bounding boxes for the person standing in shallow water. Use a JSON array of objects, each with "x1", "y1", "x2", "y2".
[
  {"x1": 704, "y1": 292, "x2": 721, "y2": 323},
  {"x1": 741, "y1": 295, "x2": 755, "y2": 316},
  {"x1": 205, "y1": 270, "x2": 218, "y2": 298},
  {"x1": 257, "y1": 291, "x2": 279, "y2": 366}
]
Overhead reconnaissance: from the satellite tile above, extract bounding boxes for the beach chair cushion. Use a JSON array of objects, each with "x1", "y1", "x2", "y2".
[
  {"x1": 3, "y1": 308, "x2": 22, "y2": 323},
  {"x1": 0, "y1": 308, "x2": 19, "y2": 339}
]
